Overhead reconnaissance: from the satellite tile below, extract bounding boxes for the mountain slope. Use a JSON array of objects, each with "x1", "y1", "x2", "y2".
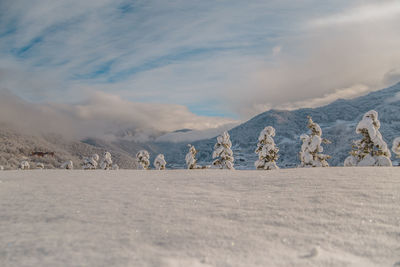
[{"x1": 0, "y1": 127, "x2": 138, "y2": 170}]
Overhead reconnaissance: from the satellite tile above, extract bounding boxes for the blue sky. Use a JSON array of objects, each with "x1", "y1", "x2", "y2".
[{"x1": 1, "y1": 0, "x2": 400, "y2": 134}]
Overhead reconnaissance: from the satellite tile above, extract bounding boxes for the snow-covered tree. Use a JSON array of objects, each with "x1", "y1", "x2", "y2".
[
  {"x1": 255, "y1": 126, "x2": 279, "y2": 170},
  {"x1": 61, "y1": 160, "x2": 74, "y2": 170},
  {"x1": 344, "y1": 110, "x2": 392, "y2": 167},
  {"x1": 19, "y1": 160, "x2": 30, "y2": 170},
  {"x1": 100, "y1": 151, "x2": 113, "y2": 170},
  {"x1": 83, "y1": 154, "x2": 99, "y2": 170},
  {"x1": 154, "y1": 154, "x2": 166, "y2": 170},
  {"x1": 112, "y1": 164, "x2": 119, "y2": 170},
  {"x1": 185, "y1": 144, "x2": 199, "y2": 169},
  {"x1": 212, "y1": 131, "x2": 234, "y2": 169},
  {"x1": 36, "y1": 162, "x2": 44, "y2": 169},
  {"x1": 392, "y1": 137, "x2": 400, "y2": 166},
  {"x1": 136, "y1": 150, "x2": 150, "y2": 170},
  {"x1": 299, "y1": 116, "x2": 331, "y2": 167}
]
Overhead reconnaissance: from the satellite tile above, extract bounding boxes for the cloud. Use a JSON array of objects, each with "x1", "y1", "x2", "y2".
[
  {"x1": 0, "y1": 89, "x2": 236, "y2": 141},
  {"x1": 227, "y1": 2, "x2": 400, "y2": 116},
  {"x1": 309, "y1": 1, "x2": 400, "y2": 27},
  {"x1": 0, "y1": 0, "x2": 400, "y2": 124},
  {"x1": 155, "y1": 122, "x2": 239, "y2": 143}
]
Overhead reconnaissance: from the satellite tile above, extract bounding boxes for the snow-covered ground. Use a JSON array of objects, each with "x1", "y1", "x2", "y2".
[{"x1": 0, "y1": 168, "x2": 399, "y2": 267}]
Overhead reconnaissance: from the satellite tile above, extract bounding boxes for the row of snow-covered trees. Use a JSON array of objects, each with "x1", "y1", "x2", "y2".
[
  {"x1": 183, "y1": 109, "x2": 400, "y2": 170},
  {"x1": 3, "y1": 110, "x2": 399, "y2": 171}
]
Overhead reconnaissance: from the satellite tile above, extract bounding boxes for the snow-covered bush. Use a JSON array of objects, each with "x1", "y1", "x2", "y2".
[
  {"x1": 299, "y1": 116, "x2": 331, "y2": 167},
  {"x1": 112, "y1": 164, "x2": 119, "y2": 170},
  {"x1": 154, "y1": 154, "x2": 166, "y2": 170},
  {"x1": 83, "y1": 154, "x2": 99, "y2": 170},
  {"x1": 255, "y1": 126, "x2": 279, "y2": 170},
  {"x1": 0, "y1": 165, "x2": 4, "y2": 170},
  {"x1": 344, "y1": 110, "x2": 392, "y2": 167},
  {"x1": 36, "y1": 162, "x2": 44, "y2": 169},
  {"x1": 19, "y1": 160, "x2": 30, "y2": 170},
  {"x1": 100, "y1": 151, "x2": 113, "y2": 170},
  {"x1": 185, "y1": 144, "x2": 199, "y2": 169},
  {"x1": 136, "y1": 150, "x2": 150, "y2": 170},
  {"x1": 212, "y1": 131, "x2": 234, "y2": 169},
  {"x1": 61, "y1": 160, "x2": 74, "y2": 170},
  {"x1": 392, "y1": 137, "x2": 400, "y2": 158}
]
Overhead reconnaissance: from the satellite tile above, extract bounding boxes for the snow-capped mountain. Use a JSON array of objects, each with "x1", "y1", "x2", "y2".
[{"x1": 140, "y1": 82, "x2": 400, "y2": 169}]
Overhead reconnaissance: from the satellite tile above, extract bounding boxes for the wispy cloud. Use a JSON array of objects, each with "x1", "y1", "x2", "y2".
[{"x1": 309, "y1": 1, "x2": 400, "y2": 27}]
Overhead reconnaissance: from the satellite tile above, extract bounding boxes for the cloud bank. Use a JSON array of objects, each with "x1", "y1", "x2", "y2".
[{"x1": 0, "y1": 89, "x2": 236, "y2": 141}]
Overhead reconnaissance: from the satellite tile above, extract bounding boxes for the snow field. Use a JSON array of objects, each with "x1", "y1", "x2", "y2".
[{"x1": 0, "y1": 168, "x2": 399, "y2": 267}]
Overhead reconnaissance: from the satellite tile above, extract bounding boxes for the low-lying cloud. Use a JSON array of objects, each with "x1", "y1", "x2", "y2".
[{"x1": 0, "y1": 89, "x2": 236, "y2": 141}]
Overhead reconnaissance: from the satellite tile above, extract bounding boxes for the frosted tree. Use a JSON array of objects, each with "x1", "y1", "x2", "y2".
[
  {"x1": 392, "y1": 137, "x2": 400, "y2": 159},
  {"x1": 61, "y1": 160, "x2": 74, "y2": 170},
  {"x1": 19, "y1": 160, "x2": 30, "y2": 170},
  {"x1": 83, "y1": 154, "x2": 99, "y2": 170},
  {"x1": 136, "y1": 150, "x2": 150, "y2": 170},
  {"x1": 112, "y1": 164, "x2": 119, "y2": 170},
  {"x1": 185, "y1": 144, "x2": 199, "y2": 169},
  {"x1": 154, "y1": 154, "x2": 166, "y2": 170},
  {"x1": 255, "y1": 126, "x2": 279, "y2": 170},
  {"x1": 344, "y1": 110, "x2": 392, "y2": 166},
  {"x1": 36, "y1": 162, "x2": 44, "y2": 169},
  {"x1": 212, "y1": 131, "x2": 234, "y2": 169},
  {"x1": 100, "y1": 151, "x2": 113, "y2": 170},
  {"x1": 299, "y1": 116, "x2": 331, "y2": 167}
]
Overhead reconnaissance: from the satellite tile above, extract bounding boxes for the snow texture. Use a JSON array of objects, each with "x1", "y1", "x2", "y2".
[
  {"x1": 254, "y1": 126, "x2": 279, "y2": 170},
  {"x1": 83, "y1": 154, "x2": 99, "y2": 170},
  {"x1": 19, "y1": 160, "x2": 30, "y2": 170},
  {"x1": 299, "y1": 117, "x2": 330, "y2": 167},
  {"x1": 100, "y1": 152, "x2": 113, "y2": 170},
  {"x1": 136, "y1": 150, "x2": 150, "y2": 170},
  {"x1": 61, "y1": 160, "x2": 74, "y2": 170},
  {"x1": 212, "y1": 131, "x2": 234, "y2": 169},
  {"x1": 154, "y1": 154, "x2": 167, "y2": 170},
  {"x1": 344, "y1": 110, "x2": 392, "y2": 167},
  {"x1": 0, "y1": 168, "x2": 399, "y2": 267}
]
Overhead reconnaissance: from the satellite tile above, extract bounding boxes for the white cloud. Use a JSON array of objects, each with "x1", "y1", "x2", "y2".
[
  {"x1": 155, "y1": 122, "x2": 239, "y2": 143},
  {"x1": 309, "y1": 1, "x2": 400, "y2": 27},
  {"x1": 0, "y1": 0, "x2": 399, "y2": 126},
  {"x1": 0, "y1": 89, "x2": 237, "y2": 141},
  {"x1": 227, "y1": 2, "x2": 400, "y2": 116}
]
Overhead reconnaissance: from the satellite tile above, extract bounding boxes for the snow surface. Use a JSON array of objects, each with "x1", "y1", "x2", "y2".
[{"x1": 0, "y1": 168, "x2": 399, "y2": 267}]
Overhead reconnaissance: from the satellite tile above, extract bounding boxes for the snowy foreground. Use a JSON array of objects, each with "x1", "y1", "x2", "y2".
[{"x1": 0, "y1": 169, "x2": 399, "y2": 267}]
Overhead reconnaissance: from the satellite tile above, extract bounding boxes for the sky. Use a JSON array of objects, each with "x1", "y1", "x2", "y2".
[{"x1": 0, "y1": 0, "x2": 400, "y2": 139}]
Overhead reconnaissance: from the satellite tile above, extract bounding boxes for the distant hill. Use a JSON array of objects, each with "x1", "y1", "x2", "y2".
[{"x1": 0, "y1": 127, "x2": 138, "y2": 170}]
